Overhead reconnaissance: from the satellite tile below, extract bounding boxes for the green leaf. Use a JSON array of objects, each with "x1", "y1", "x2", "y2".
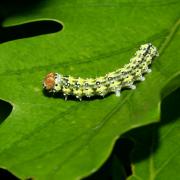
[
  {"x1": 0, "y1": 0, "x2": 179, "y2": 179},
  {"x1": 127, "y1": 88, "x2": 180, "y2": 180}
]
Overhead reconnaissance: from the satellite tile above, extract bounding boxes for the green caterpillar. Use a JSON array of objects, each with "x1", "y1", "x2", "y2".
[{"x1": 43, "y1": 43, "x2": 158, "y2": 100}]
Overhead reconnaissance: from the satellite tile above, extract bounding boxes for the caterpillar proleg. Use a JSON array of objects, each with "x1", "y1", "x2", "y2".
[{"x1": 43, "y1": 43, "x2": 158, "y2": 101}]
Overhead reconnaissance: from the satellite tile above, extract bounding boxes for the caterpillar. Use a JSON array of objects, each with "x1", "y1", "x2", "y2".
[{"x1": 43, "y1": 43, "x2": 158, "y2": 101}]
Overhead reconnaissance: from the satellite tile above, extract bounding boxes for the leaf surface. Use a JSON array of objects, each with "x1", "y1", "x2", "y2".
[{"x1": 0, "y1": 0, "x2": 179, "y2": 179}]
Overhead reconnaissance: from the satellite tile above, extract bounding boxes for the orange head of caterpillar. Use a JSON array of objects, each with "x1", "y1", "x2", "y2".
[{"x1": 43, "y1": 72, "x2": 62, "y2": 93}]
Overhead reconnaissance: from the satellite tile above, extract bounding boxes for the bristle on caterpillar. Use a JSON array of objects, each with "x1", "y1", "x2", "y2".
[{"x1": 43, "y1": 43, "x2": 158, "y2": 101}]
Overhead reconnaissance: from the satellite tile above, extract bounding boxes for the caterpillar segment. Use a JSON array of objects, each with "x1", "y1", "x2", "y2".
[{"x1": 43, "y1": 43, "x2": 158, "y2": 100}]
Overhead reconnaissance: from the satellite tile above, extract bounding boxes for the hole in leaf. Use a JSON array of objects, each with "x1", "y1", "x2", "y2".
[
  {"x1": 83, "y1": 138, "x2": 134, "y2": 180},
  {"x1": 0, "y1": 20, "x2": 63, "y2": 43},
  {"x1": 0, "y1": 99, "x2": 13, "y2": 124},
  {"x1": 0, "y1": 168, "x2": 20, "y2": 180},
  {"x1": 112, "y1": 138, "x2": 134, "y2": 176}
]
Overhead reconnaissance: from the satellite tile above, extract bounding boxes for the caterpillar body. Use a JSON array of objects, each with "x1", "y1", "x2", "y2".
[{"x1": 43, "y1": 43, "x2": 158, "y2": 101}]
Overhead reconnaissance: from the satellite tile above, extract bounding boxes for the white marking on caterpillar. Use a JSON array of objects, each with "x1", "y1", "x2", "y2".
[{"x1": 43, "y1": 43, "x2": 158, "y2": 100}]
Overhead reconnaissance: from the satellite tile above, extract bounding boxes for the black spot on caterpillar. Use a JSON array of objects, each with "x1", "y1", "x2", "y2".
[{"x1": 43, "y1": 43, "x2": 159, "y2": 101}]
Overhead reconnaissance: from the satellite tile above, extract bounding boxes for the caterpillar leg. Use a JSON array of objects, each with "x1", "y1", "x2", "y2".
[
  {"x1": 129, "y1": 85, "x2": 136, "y2": 90},
  {"x1": 115, "y1": 90, "x2": 121, "y2": 97},
  {"x1": 139, "y1": 76, "x2": 145, "y2": 81},
  {"x1": 76, "y1": 96, "x2": 82, "y2": 101},
  {"x1": 64, "y1": 96, "x2": 68, "y2": 101}
]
